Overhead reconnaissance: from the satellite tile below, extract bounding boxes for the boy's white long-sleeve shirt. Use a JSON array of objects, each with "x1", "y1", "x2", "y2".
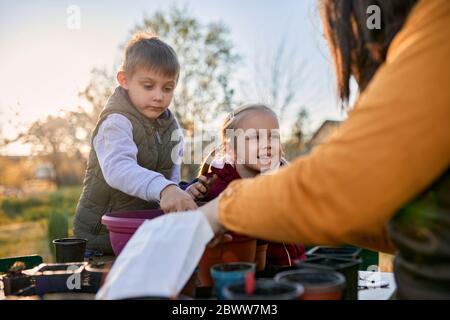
[{"x1": 93, "y1": 113, "x2": 182, "y2": 202}]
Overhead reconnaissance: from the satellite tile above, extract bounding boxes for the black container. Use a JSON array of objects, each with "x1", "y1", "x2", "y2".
[
  {"x1": 255, "y1": 265, "x2": 298, "y2": 279},
  {"x1": 194, "y1": 286, "x2": 214, "y2": 299},
  {"x1": 222, "y1": 279, "x2": 303, "y2": 300},
  {"x1": 307, "y1": 246, "x2": 362, "y2": 260},
  {"x1": 53, "y1": 238, "x2": 87, "y2": 263},
  {"x1": 32, "y1": 262, "x2": 87, "y2": 296},
  {"x1": 296, "y1": 256, "x2": 361, "y2": 300},
  {"x1": 2, "y1": 274, "x2": 35, "y2": 296},
  {"x1": 83, "y1": 263, "x2": 110, "y2": 293}
]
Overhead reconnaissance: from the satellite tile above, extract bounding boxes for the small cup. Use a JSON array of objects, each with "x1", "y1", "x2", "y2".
[
  {"x1": 210, "y1": 262, "x2": 255, "y2": 300},
  {"x1": 53, "y1": 238, "x2": 87, "y2": 263}
]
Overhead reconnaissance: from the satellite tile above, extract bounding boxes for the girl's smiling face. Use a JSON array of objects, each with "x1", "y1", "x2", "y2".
[{"x1": 226, "y1": 110, "x2": 281, "y2": 173}]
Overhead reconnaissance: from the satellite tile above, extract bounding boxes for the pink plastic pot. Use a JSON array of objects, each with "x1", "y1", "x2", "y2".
[{"x1": 101, "y1": 210, "x2": 164, "y2": 256}]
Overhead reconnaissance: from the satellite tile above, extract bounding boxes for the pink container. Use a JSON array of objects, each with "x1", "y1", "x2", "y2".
[{"x1": 101, "y1": 210, "x2": 164, "y2": 256}]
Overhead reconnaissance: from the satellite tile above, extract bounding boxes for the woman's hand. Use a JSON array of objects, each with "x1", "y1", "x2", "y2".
[
  {"x1": 199, "y1": 198, "x2": 232, "y2": 247},
  {"x1": 186, "y1": 174, "x2": 218, "y2": 200},
  {"x1": 160, "y1": 185, "x2": 198, "y2": 213}
]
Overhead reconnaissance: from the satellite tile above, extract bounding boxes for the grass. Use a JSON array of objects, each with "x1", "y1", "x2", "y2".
[
  {"x1": 0, "y1": 220, "x2": 52, "y2": 262},
  {"x1": 0, "y1": 186, "x2": 82, "y2": 263}
]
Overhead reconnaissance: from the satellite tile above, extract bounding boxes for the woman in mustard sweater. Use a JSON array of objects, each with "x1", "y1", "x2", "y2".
[{"x1": 200, "y1": 0, "x2": 450, "y2": 299}]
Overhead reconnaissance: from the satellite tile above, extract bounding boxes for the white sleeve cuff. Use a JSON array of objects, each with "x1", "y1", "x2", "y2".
[{"x1": 146, "y1": 176, "x2": 177, "y2": 202}]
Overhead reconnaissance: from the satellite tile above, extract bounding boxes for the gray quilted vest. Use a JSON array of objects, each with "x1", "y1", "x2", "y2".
[{"x1": 73, "y1": 86, "x2": 181, "y2": 253}]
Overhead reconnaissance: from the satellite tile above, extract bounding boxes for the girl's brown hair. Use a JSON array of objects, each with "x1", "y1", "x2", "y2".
[{"x1": 320, "y1": 0, "x2": 418, "y2": 106}]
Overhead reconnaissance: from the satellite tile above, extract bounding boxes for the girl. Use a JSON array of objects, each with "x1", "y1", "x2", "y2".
[{"x1": 186, "y1": 104, "x2": 306, "y2": 267}]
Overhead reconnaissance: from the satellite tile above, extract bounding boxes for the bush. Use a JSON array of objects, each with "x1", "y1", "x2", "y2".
[
  {"x1": 0, "y1": 186, "x2": 82, "y2": 222},
  {"x1": 1, "y1": 197, "x2": 45, "y2": 219},
  {"x1": 23, "y1": 205, "x2": 52, "y2": 221}
]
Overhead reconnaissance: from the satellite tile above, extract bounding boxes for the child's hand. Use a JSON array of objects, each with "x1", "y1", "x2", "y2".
[
  {"x1": 186, "y1": 175, "x2": 218, "y2": 200},
  {"x1": 160, "y1": 185, "x2": 198, "y2": 213}
]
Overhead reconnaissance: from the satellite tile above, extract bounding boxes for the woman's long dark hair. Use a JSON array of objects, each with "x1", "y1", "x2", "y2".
[{"x1": 320, "y1": 0, "x2": 418, "y2": 106}]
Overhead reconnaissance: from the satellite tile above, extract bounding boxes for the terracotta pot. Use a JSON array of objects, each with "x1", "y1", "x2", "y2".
[
  {"x1": 275, "y1": 269, "x2": 346, "y2": 300},
  {"x1": 296, "y1": 256, "x2": 361, "y2": 300},
  {"x1": 198, "y1": 234, "x2": 257, "y2": 287}
]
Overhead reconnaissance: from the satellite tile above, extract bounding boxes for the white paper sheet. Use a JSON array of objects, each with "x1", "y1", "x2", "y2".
[{"x1": 96, "y1": 210, "x2": 213, "y2": 300}]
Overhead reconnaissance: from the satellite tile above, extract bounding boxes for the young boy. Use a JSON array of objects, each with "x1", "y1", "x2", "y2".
[{"x1": 73, "y1": 32, "x2": 197, "y2": 254}]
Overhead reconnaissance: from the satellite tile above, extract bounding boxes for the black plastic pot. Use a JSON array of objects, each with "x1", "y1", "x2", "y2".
[
  {"x1": 222, "y1": 279, "x2": 303, "y2": 300},
  {"x1": 296, "y1": 256, "x2": 361, "y2": 300},
  {"x1": 53, "y1": 238, "x2": 87, "y2": 263},
  {"x1": 2, "y1": 274, "x2": 34, "y2": 296},
  {"x1": 83, "y1": 263, "x2": 110, "y2": 293},
  {"x1": 307, "y1": 246, "x2": 362, "y2": 260},
  {"x1": 255, "y1": 265, "x2": 298, "y2": 279}
]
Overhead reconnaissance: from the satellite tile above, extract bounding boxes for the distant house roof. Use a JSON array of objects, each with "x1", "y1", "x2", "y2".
[{"x1": 309, "y1": 120, "x2": 342, "y2": 147}]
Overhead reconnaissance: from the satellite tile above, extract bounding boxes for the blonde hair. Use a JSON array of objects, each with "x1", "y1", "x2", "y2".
[
  {"x1": 121, "y1": 31, "x2": 180, "y2": 79},
  {"x1": 199, "y1": 104, "x2": 282, "y2": 175}
]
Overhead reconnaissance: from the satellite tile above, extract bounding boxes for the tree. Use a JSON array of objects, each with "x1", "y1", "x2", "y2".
[
  {"x1": 292, "y1": 107, "x2": 310, "y2": 144},
  {"x1": 282, "y1": 107, "x2": 311, "y2": 160},
  {"x1": 0, "y1": 156, "x2": 34, "y2": 188},
  {"x1": 4, "y1": 6, "x2": 240, "y2": 183},
  {"x1": 1, "y1": 71, "x2": 111, "y2": 188},
  {"x1": 128, "y1": 6, "x2": 240, "y2": 179},
  {"x1": 9, "y1": 115, "x2": 82, "y2": 187},
  {"x1": 242, "y1": 35, "x2": 317, "y2": 132},
  {"x1": 65, "y1": 67, "x2": 117, "y2": 149},
  {"x1": 131, "y1": 5, "x2": 240, "y2": 134}
]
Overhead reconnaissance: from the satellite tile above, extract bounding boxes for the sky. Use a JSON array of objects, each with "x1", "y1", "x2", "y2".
[{"x1": 0, "y1": 0, "x2": 347, "y2": 155}]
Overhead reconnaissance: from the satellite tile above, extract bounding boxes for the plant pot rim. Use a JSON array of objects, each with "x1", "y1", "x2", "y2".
[
  {"x1": 307, "y1": 246, "x2": 362, "y2": 255},
  {"x1": 223, "y1": 279, "x2": 303, "y2": 300},
  {"x1": 211, "y1": 262, "x2": 256, "y2": 273},
  {"x1": 296, "y1": 256, "x2": 362, "y2": 270},
  {"x1": 32, "y1": 262, "x2": 87, "y2": 276},
  {"x1": 102, "y1": 209, "x2": 164, "y2": 229},
  {"x1": 275, "y1": 269, "x2": 346, "y2": 294},
  {"x1": 52, "y1": 238, "x2": 88, "y2": 245}
]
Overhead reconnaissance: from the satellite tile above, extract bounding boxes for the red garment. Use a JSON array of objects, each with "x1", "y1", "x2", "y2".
[{"x1": 203, "y1": 162, "x2": 306, "y2": 266}]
